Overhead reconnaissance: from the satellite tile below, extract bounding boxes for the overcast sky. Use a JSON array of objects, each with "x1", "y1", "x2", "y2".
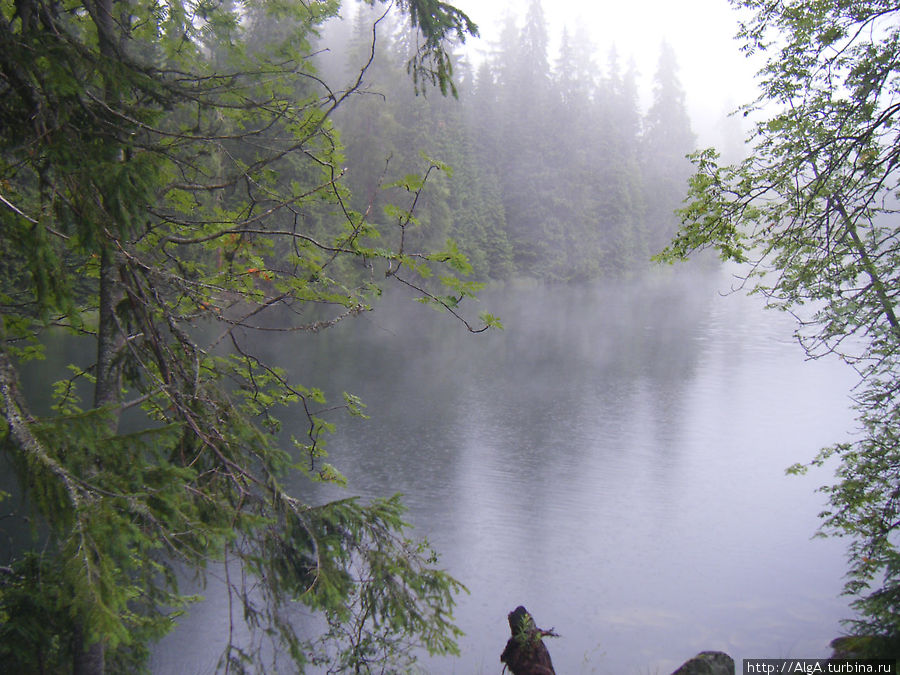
[{"x1": 451, "y1": 0, "x2": 761, "y2": 144}]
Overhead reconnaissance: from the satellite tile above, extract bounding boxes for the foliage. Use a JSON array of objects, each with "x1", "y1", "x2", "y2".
[
  {"x1": 0, "y1": 0, "x2": 484, "y2": 671},
  {"x1": 656, "y1": 0, "x2": 900, "y2": 653}
]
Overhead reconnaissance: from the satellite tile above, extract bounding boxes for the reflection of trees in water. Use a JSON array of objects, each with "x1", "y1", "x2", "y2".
[
  {"x1": 254, "y1": 274, "x2": 722, "y2": 517},
  {"x1": 13, "y1": 275, "x2": 722, "y2": 510},
  {"x1": 141, "y1": 269, "x2": 853, "y2": 673}
]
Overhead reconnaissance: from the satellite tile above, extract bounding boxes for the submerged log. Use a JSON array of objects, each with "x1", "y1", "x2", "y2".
[{"x1": 500, "y1": 606, "x2": 557, "y2": 675}]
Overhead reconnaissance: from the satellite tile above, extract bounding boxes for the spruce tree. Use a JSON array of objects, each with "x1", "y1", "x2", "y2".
[{"x1": 642, "y1": 41, "x2": 697, "y2": 256}]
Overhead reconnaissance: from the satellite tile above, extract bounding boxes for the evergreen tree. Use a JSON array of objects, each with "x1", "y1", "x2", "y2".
[
  {"x1": 642, "y1": 41, "x2": 697, "y2": 256},
  {"x1": 466, "y1": 61, "x2": 515, "y2": 279},
  {"x1": 598, "y1": 50, "x2": 647, "y2": 272},
  {"x1": 490, "y1": 0, "x2": 561, "y2": 276},
  {"x1": 0, "y1": 0, "x2": 492, "y2": 672},
  {"x1": 547, "y1": 26, "x2": 605, "y2": 280},
  {"x1": 517, "y1": 0, "x2": 552, "y2": 109}
]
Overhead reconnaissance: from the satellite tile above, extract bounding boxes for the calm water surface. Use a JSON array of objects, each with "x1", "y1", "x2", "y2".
[{"x1": 153, "y1": 271, "x2": 858, "y2": 674}]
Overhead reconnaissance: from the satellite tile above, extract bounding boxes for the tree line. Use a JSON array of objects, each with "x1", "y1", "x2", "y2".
[{"x1": 319, "y1": 0, "x2": 701, "y2": 282}]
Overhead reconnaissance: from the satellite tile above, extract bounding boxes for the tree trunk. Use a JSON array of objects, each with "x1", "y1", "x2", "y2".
[
  {"x1": 73, "y1": 624, "x2": 106, "y2": 675},
  {"x1": 94, "y1": 246, "x2": 123, "y2": 410},
  {"x1": 76, "y1": 0, "x2": 124, "y2": 666},
  {"x1": 74, "y1": 247, "x2": 124, "y2": 675}
]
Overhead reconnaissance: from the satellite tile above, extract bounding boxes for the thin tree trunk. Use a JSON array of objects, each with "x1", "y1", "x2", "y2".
[
  {"x1": 74, "y1": 248, "x2": 124, "y2": 675},
  {"x1": 94, "y1": 246, "x2": 123, "y2": 410},
  {"x1": 75, "y1": 0, "x2": 123, "y2": 666},
  {"x1": 73, "y1": 624, "x2": 106, "y2": 675}
]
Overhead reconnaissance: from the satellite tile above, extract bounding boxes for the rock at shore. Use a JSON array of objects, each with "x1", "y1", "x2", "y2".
[{"x1": 670, "y1": 651, "x2": 735, "y2": 675}]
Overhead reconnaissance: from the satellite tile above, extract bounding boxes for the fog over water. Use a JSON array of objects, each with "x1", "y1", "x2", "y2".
[
  {"x1": 153, "y1": 269, "x2": 859, "y2": 674},
  {"x1": 4, "y1": 0, "x2": 871, "y2": 672}
]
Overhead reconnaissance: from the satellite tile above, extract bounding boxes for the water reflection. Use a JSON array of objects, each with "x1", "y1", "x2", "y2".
[{"x1": 153, "y1": 271, "x2": 857, "y2": 674}]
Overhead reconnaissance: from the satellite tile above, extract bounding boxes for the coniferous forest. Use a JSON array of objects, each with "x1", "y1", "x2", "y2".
[{"x1": 317, "y1": 0, "x2": 701, "y2": 282}]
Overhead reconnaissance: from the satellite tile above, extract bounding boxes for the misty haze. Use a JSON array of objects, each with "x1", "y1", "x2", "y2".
[
  {"x1": 4, "y1": 0, "x2": 889, "y2": 673},
  {"x1": 150, "y1": 2, "x2": 854, "y2": 671},
  {"x1": 152, "y1": 273, "x2": 856, "y2": 673}
]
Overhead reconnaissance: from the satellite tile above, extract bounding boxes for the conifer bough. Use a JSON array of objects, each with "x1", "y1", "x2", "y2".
[{"x1": 0, "y1": 0, "x2": 487, "y2": 671}]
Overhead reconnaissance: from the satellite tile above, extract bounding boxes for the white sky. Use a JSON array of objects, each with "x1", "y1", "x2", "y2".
[{"x1": 451, "y1": 0, "x2": 761, "y2": 145}]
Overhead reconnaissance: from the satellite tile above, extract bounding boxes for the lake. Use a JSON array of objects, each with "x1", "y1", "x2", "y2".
[{"x1": 151, "y1": 269, "x2": 859, "y2": 674}]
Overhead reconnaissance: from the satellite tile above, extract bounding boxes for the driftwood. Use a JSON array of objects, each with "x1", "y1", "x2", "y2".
[{"x1": 500, "y1": 606, "x2": 557, "y2": 675}]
